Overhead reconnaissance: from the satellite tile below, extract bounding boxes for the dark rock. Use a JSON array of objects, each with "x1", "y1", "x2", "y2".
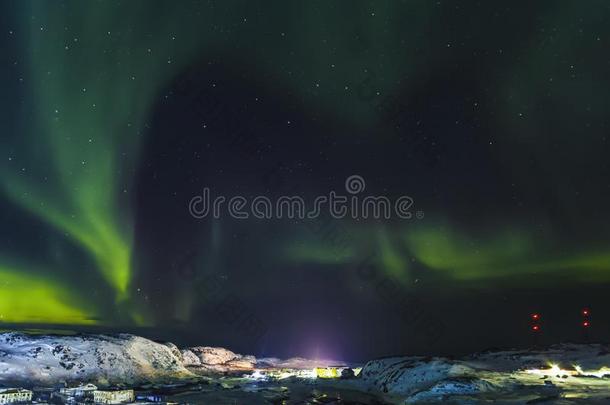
[{"x1": 341, "y1": 368, "x2": 355, "y2": 379}]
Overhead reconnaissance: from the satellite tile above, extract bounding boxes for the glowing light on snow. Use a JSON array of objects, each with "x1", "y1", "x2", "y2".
[
  {"x1": 573, "y1": 365, "x2": 610, "y2": 378},
  {"x1": 276, "y1": 369, "x2": 316, "y2": 379},
  {"x1": 525, "y1": 363, "x2": 575, "y2": 378},
  {"x1": 526, "y1": 363, "x2": 610, "y2": 379},
  {"x1": 246, "y1": 368, "x2": 317, "y2": 380},
  {"x1": 247, "y1": 370, "x2": 268, "y2": 381}
]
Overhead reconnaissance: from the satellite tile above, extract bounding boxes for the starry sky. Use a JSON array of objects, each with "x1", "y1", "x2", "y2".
[{"x1": 1, "y1": 0, "x2": 610, "y2": 360}]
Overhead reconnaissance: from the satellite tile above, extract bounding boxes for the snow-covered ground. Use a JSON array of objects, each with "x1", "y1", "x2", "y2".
[
  {"x1": 356, "y1": 344, "x2": 610, "y2": 403},
  {"x1": 1, "y1": 332, "x2": 610, "y2": 403}
]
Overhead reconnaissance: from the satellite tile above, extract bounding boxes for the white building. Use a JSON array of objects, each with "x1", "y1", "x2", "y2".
[
  {"x1": 93, "y1": 389, "x2": 135, "y2": 404},
  {"x1": 0, "y1": 389, "x2": 33, "y2": 404},
  {"x1": 59, "y1": 383, "x2": 98, "y2": 397}
]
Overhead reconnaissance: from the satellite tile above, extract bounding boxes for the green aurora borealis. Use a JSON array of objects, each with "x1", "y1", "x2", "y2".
[
  {"x1": 1, "y1": 1, "x2": 610, "y2": 355},
  {"x1": 1, "y1": 1, "x2": 206, "y2": 324}
]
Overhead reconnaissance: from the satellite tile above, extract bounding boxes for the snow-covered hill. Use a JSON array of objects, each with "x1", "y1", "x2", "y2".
[
  {"x1": 357, "y1": 344, "x2": 610, "y2": 403},
  {"x1": 0, "y1": 333, "x2": 194, "y2": 387},
  {"x1": 359, "y1": 356, "x2": 478, "y2": 397}
]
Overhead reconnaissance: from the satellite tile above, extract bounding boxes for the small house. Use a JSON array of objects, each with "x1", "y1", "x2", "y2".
[
  {"x1": 315, "y1": 366, "x2": 348, "y2": 378},
  {"x1": 60, "y1": 383, "x2": 98, "y2": 397},
  {"x1": 0, "y1": 389, "x2": 33, "y2": 404},
  {"x1": 93, "y1": 389, "x2": 135, "y2": 404}
]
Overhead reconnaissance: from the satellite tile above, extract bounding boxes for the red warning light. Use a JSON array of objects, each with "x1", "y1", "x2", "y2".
[
  {"x1": 582, "y1": 309, "x2": 590, "y2": 316},
  {"x1": 531, "y1": 313, "x2": 540, "y2": 320},
  {"x1": 532, "y1": 325, "x2": 540, "y2": 331},
  {"x1": 583, "y1": 321, "x2": 590, "y2": 328}
]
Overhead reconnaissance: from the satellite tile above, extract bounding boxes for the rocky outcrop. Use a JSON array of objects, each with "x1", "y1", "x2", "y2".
[
  {"x1": 359, "y1": 357, "x2": 475, "y2": 397},
  {"x1": 183, "y1": 346, "x2": 256, "y2": 373},
  {"x1": 189, "y1": 346, "x2": 239, "y2": 365},
  {"x1": 180, "y1": 349, "x2": 202, "y2": 366}
]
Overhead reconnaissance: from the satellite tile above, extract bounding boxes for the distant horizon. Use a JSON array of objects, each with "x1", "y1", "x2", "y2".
[{"x1": 0, "y1": 322, "x2": 605, "y2": 364}]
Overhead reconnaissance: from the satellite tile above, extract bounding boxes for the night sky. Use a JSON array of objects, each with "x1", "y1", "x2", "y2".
[{"x1": 1, "y1": 1, "x2": 610, "y2": 361}]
